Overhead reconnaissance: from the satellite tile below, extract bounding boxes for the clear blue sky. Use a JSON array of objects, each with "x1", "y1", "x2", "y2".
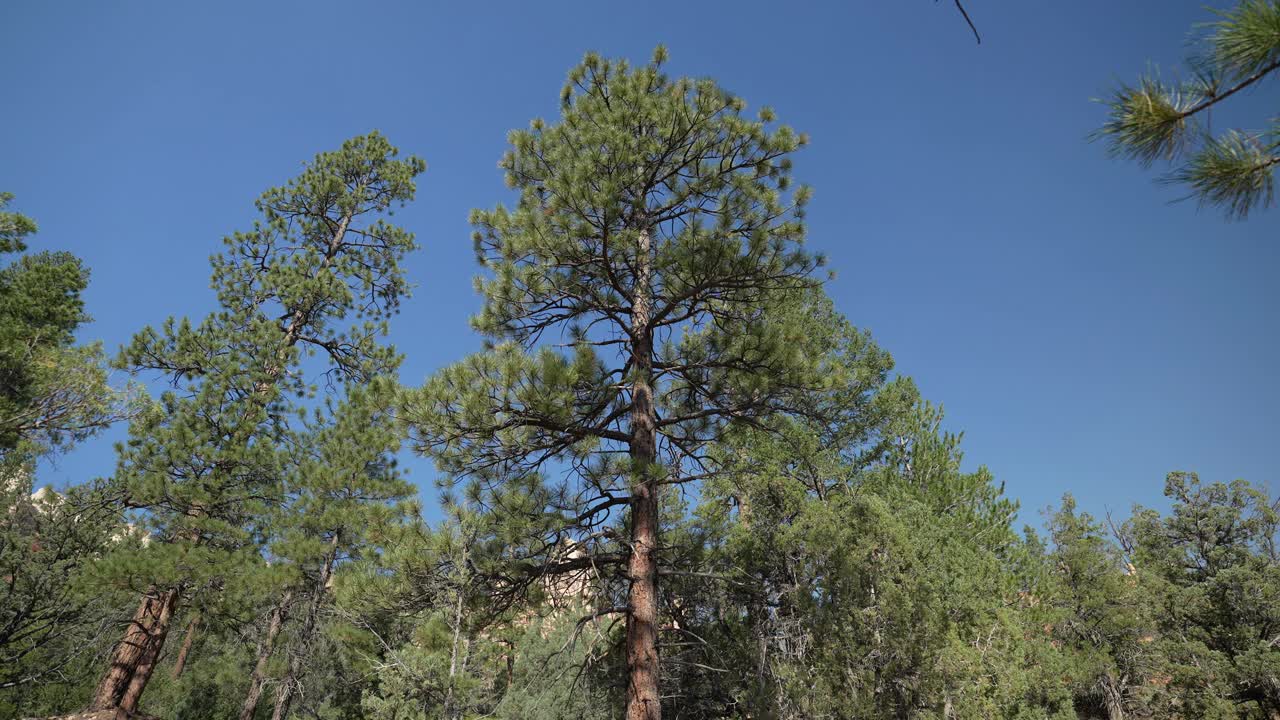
[{"x1": 4, "y1": 1, "x2": 1276, "y2": 526}]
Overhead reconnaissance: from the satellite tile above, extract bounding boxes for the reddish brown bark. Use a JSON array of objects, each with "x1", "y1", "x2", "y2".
[
  {"x1": 625, "y1": 227, "x2": 661, "y2": 720},
  {"x1": 89, "y1": 587, "x2": 179, "y2": 714},
  {"x1": 88, "y1": 207, "x2": 361, "y2": 714}
]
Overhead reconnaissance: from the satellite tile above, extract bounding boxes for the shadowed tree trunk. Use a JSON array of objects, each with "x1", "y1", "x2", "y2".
[
  {"x1": 239, "y1": 592, "x2": 293, "y2": 720},
  {"x1": 271, "y1": 534, "x2": 339, "y2": 720},
  {"x1": 169, "y1": 613, "x2": 200, "y2": 679}
]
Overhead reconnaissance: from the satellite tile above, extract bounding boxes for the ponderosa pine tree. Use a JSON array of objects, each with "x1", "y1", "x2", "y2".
[
  {"x1": 402, "y1": 48, "x2": 843, "y2": 720},
  {"x1": 90, "y1": 132, "x2": 424, "y2": 715},
  {"x1": 0, "y1": 194, "x2": 141, "y2": 711},
  {"x1": 1095, "y1": 0, "x2": 1280, "y2": 219}
]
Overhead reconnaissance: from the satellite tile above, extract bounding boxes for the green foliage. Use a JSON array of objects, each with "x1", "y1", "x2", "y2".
[
  {"x1": 0, "y1": 481, "x2": 136, "y2": 713},
  {"x1": 468, "y1": 47, "x2": 815, "y2": 345},
  {"x1": 106, "y1": 131, "x2": 423, "y2": 590},
  {"x1": 1095, "y1": 0, "x2": 1280, "y2": 219},
  {"x1": 492, "y1": 615, "x2": 618, "y2": 720},
  {"x1": 4, "y1": 49, "x2": 1276, "y2": 720},
  {"x1": 1096, "y1": 74, "x2": 1197, "y2": 167},
  {"x1": 1169, "y1": 128, "x2": 1278, "y2": 219},
  {"x1": 143, "y1": 635, "x2": 258, "y2": 720},
  {"x1": 680, "y1": 401, "x2": 1074, "y2": 720},
  {"x1": 0, "y1": 194, "x2": 138, "y2": 715},
  {"x1": 337, "y1": 515, "x2": 507, "y2": 720},
  {"x1": 1211, "y1": 0, "x2": 1280, "y2": 79},
  {"x1": 402, "y1": 58, "x2": 847, "y2": 716},
  {"x1": 257, "y1": 379, "x2": 418, "y2": 719},
  {"x1": 0, "y1": 192, "x2": 37, "y2": 254},
  {"x1": 1040, "y1": 497, "x2": 1159, "y2": 718},
  {"x1": 0, "y1": 194, "x2": 134, "y2": 465},
  {"x1": 79, "y1": 132, "x2": 424, "y2": 716},
  {"x1": 1125, "y1": 472, "x2": 1280, "y2": 718}
]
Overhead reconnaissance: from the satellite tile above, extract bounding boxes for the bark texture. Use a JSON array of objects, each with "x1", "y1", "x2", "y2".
[
  {"x1": 625, "y1": 227, "x2": 661, "y2": 720},
  {"x1": 88, "y1": 587, "x2": 179, "y2": 714}
]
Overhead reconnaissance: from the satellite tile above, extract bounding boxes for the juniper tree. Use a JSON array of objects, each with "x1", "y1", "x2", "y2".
[
  {"x1": 1125, "y1": 472, "x2": 1280, "y2": 717},
  {"x1": 90, "y1": 132, "x2": 423, "y2": 715},
  {"x1": 343, "y1": 503, "x2": 510, "y2": 720},
  {"x1": 402, "y1": 48, "x2": 840, "y2": 720},
  {"x1": 1095, "y1": 0, "x2": 1280, "y2": 219},
  {"x1": 1041, "y1": 496, "x2": 1159, "y2": 719}
]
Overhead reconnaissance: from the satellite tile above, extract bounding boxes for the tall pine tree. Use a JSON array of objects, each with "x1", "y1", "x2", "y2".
[
  {"x1": 402, "y1": 48, "x2": 832, "y2": 720},
  {"x1": 90, "y1": 133, "x2": 424, "y2": 715},
  {"x1": 0, "y1": 192, "x2": 133, "y2": 468}
]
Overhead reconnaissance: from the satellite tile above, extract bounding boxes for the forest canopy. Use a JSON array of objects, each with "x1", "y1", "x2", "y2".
[{"x1": 3, "y1": 9, "x2": 1278, "y2": 719}]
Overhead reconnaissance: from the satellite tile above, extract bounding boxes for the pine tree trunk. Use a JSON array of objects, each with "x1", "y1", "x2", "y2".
[
  {"x1": 239, "y1": 591, "x2": 293, "y2": 720},
  {"x1": 443, "y1": 579, "x2": 467, "y2": 720},
  {"x1": 169, "y1": 613, "x2": 200, "y2": 679},
  {"x1": 90, "y1": 208, "x2": 360, "y2": 716},
  {"x1": 89, "y1": 586, "x2": 179, "y2": 714},
  {"x1": 271, "y1": 534, "x2": 339, "y2": 720},
  {"x1": 625, "y1": 226, "x2": 661, "y2": 720},
  {"x1": 503, "y1": 639, "x2": 515, "y2": 689}
]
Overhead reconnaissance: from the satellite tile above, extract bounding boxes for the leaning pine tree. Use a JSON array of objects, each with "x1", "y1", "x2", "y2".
[
  {"x1": 403, "y1": 49, "x2": 834, "y2": 720},
  {"x1": 89, "y1": 132, "x2": 423, "y2": 715}
]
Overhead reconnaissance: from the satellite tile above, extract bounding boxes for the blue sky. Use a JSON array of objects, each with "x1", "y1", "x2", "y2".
[{"x1": 4, "y1": 1, "x2": 1277, "y2": 526}]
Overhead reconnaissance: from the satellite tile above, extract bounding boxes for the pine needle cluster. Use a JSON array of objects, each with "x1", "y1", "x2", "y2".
[{"x1": 1095, "y1": 0, "x2": 1280, "y2": 219}]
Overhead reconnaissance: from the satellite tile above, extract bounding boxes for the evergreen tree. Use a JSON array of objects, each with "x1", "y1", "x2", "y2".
[
  {"x1": 0, "y1": 194, "x2": 140, "y2": 715},
  {"x1": 339, "y1": 505, "x2": 510, "y2": 720},
  {"x1": 1042, "y1": 496, "x2": 1160, "y2": 719},
  {"x1": 0, "y1": 192, "x2": 134, "y2": 468},
  {"x1": 89, "y1": 132, "x2": 424, "y2": 715},
  {"x1": 688, "y1": 400, "x2": 1070, "y2": 720},
  {"x1": 0, "y1": 481, "x2": 134, "y2": 707},
  {"x1": 241, "y1": 380, "x2": 415, "y2": 720},
  {"x1": 1095, "y1": 0, "x2": 1280, "y2": 219},
  {"x1": 344, "y1": 499, "x2": 620, "y2": 720},
  {"x1": 1126, "y1": 472, "x2": 1280, "y2": 718},
  {"x1": 402, "y1": 47, "x2": 834, "y2": 720}
]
